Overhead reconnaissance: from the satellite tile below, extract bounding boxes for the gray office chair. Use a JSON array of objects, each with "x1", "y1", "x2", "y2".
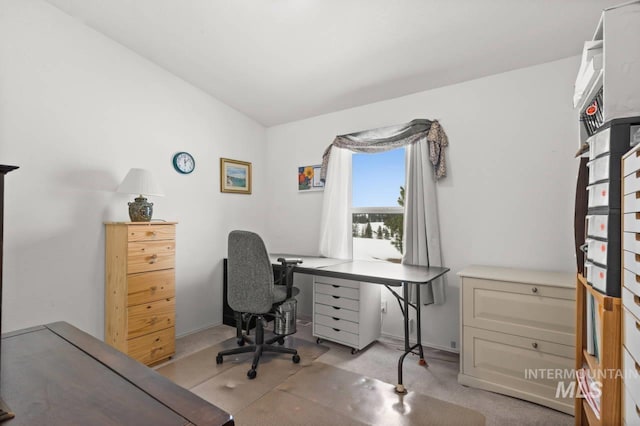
[{"x1": 216, "y1": 230, "x2": 301, "y2": 379}]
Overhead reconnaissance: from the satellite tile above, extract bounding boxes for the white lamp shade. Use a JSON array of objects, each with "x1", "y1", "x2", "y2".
[{"x1": 117, "y1": 168, "x2": 164, "y2": 197}]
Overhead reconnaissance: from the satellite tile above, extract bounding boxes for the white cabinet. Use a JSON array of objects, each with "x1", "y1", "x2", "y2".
[
  {"x1": 312, "y1": 276, "x2": 380, "y2": 352},
  {"x1": 458, "y1": 266, "x2": 575, "y2": 415}
]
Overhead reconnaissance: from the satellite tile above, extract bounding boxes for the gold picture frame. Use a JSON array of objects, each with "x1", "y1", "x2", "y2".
[{"x1": 220, "y1": 158, "x2": 252, "y2": 194}]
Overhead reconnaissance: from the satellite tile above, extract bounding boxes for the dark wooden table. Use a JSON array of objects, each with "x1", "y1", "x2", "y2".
[{"x1": 0, "y1": 322, "x2": 233, "y2": 425}]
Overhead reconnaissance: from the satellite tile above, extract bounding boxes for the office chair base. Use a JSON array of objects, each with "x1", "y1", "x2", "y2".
[{"x1": 216, "y1": 337, "x2": 301, "y2": 379}]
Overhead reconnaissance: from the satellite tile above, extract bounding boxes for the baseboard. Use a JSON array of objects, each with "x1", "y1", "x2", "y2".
[
  {"x1": 176, "y1": 321, "x2": 223, "y2": 339},
  {"x1": 379, "y1": 332, "x2": 460, "y2": 354}
]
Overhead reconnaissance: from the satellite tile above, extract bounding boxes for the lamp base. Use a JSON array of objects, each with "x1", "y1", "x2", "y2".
[{"x1": 128, "y1": 196, "x2": 153, "y2": 222}]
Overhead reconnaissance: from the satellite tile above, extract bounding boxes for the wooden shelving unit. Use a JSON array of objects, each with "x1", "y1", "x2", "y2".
[{"x1": 575, "y1": 273, "x2": 621, "y2": 425}]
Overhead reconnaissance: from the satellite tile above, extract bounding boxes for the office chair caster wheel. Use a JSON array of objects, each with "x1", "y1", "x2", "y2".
[
  {"x1": 247, "y1": 369, "x2": 257, "y2": 379},
  {"x1": 277, "y1": 338, "x2": 285, "y2": 345},
  {"x1": 351, "y1": 348, "x2": 358, "y2": 355},
  {"x1": 216, "y1": 355, "x2": 223, "y2": 364},
  {"x1": 292, "y1": 354, "x2": 300, "y2": 364},
  {"x1": 316, "y1": 338, "x2": 322, "y2": 344},
  {"x1": 237, "y1": 338, "x2": 245, "y2": 346}
]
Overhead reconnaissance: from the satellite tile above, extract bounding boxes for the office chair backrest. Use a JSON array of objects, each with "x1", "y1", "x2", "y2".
[{"x1": 227, "y1": 230, "x2": 275, "y2": 314}]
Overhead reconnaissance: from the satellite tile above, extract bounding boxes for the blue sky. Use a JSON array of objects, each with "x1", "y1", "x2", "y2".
[{"x1": 352, "y1": 147, "x2": 405, "y2": 207}]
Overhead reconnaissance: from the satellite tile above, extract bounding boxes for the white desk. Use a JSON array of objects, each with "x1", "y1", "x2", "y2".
[{"x1": 270, "y1": 254, "x2": 449, "y2": 393}]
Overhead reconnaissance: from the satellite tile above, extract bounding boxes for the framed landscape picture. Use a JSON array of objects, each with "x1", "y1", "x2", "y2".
[
  {"x1": 220, "y1": 158, "x2": 252, "y2": 194},
  {"x1": 298, "y1": 164, "x2": 324, "y2": 192}
]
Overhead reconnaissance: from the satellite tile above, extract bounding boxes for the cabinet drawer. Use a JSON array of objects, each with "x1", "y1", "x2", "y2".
[
  {"x1": 624, "y1": 308, "x2": 640, "y2": 365},
  {"x1": 623, "y1": 347, "x2": 640, "y2": 412},
  {"x1": 625, "y1": 233, "x2": 640, "y2": 255},
  {"x1": 315, "y1": 293, "x2": 359, "y2": 311},
  {"x1": 314, "y1": 324, "x2": 358, "y2": 347},
  {"x1": 626, "y1": 147, "x2": 640, "y2": 176},
  {"x1": 587, "y1": 155, "x2": 612, "y2": 184},
  {"x1": 127, "y1": 225, "x2": 175, "y2": 242},
  {"x1": 626, "y1": 251, "x2": 640, "y2": 276},
  {"x1": 623, "y1": 385, "x2": 640, "y2": 426},
  {"x1": 586, "y1": 238, "x2": 611, "y2": 266},
  {"x1": 127, "y1": 269, "x2": 175, "y2": 306},
  {"x1": 625, "y1": 269, "x2": 640, "y2": 296},
  {"x1": 314, "y1": 276, "x2": 360, "y2": 289},
  {"x1": 314, "y1": 314, "x2": 358, "y2": 334},
  {"x1": 586, "y1": 214, "x2": 610, "y2": 239},
  {"x1": 587, "y1": 182, "x2": 612, "y2": 208},
  {"x1": 626, "y1": 172, "x2": 640, "y2": 195},
  {"x1": 627, "y1": 214, "x2": 640, "y2": 233},
  {"x1": 315, "y1": 282, "x2": 358, "y2": 299},
  {"x1": 462, "y1": 277, "x2": 575, "y2": 345},
  {"x1": 462, "y1": 327, "x2": 573, "y2": 405},
  {"x1": 127, "y1": 297, "x2": 175, "y2": 339},
  {"x1": 625, "y1": 193, "x2": 640, "y2": 213},
  {"x1": 589, "y1": 127, "x2": 611, "y2": 160},
  {"x1": 127, "y1": 240, "x2": 175, "y2": 274},
  {"x1": 585, "y1": 261, "x2": 613, "y2": 295},
  {"x1": 315, "y1": 303, "x2": 359, "y2": 322},
  {"x1": 127, "y1": 326, "x2": 175, "y2": 365}
]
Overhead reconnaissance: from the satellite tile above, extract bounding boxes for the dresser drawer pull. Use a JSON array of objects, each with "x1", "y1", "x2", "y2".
[
  {"x1": 332, "y1": 306, "x2": 341, "y2": 310},
  {"x1": 332, "y1": 295, "x2": 340, "y2": 299},
  {"x1": 149, "y1": 254, "x2": 158, "y2": 264},
  {"x1": 636, "y1": 320, "x2": 640, "y2": 331},
  {"x1": 149, "y1": 231, "x2": 157, "y2": 237},
  {"x1": 531, "y1": 287, "x2": 538, "y2": 294},
  {"x1": 146, "y1": 305, "x2": 152, "y2": 309},
  {"x1": 332, "y1": 285, "x2": 340, "y2": 288},
  {"x1": 155, "y1": 337, "x2": 160, "y2": 342},
  {"x1": 635, "y1": 295, "x2": 640, "y2": 306},
  {"x1": 150, "y1": 286, "x2": 157, "y2": 292},
  {"x1": 636, "y1": 275, "x2": 640, "y2": 284},
  {"x1": 149, "y1": 316, "x2": 158, "y2": 325},
  {"x1": 531, "y1": 342, "x2": 538, "y2": 349},
  {"x1": 332, "y1": 328, "x2": 340, "y2": 332},
  {"x1": 636, "y1": 405, "x2": 640, "y2": 417},
  {"x1": 332, "y1": 317, "x2": 340, "y2": 321}
]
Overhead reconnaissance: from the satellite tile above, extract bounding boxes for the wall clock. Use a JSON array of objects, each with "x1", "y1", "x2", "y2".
[{"x1": 173, "y1": 152, "x2": 195, "y2": 174}]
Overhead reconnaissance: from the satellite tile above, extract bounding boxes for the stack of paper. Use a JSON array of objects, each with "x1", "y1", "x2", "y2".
[{"x1": 577, "y1": 368, "x2": 601, "y2": 419}]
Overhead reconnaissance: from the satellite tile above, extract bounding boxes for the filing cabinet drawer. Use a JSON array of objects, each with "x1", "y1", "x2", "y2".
[
  {"x1": 586, "y1": 214, "x2": 611, "y2": 239},
  {"x1": 314, "y1": 324, "x2": 359, "y2": 347},
  {"x1": 127, "y1": 269, "x2": 175, "y2": 306},
  {"x1": 584, "y1": 261, "x2": 615, "y2": 295},
  {"x1": 625, "y1": 233, "x2": 640, "y2": 255},
  {"x1": 127, "y1": 297, "x2": 175, "y2": 339},
  {"x1": 127, "y1": 240, "x2": 176, "y2": 274},
  {"x1": 626, "y1": 213, "x2": 640, "y2": 233},
  {"x1": 626, "y1": 269, "x2": 640, "y2": 295},
  {"x1": 624, "y1": 308, "x2": 640, "y2": 365},
  {"x1": 315, "y1": 303, "x2": 359, "y2": 322},
  {"x1": 127, "y1": 326, "x2": 175, "y2": 365},
  {"x1": 315, "y1": 282, "x2": 359, "y2": 299},
  {"x1": 462, "y1": 327, "x2": 573, "y2": 404},
  {"x1": 589, "y1": 128, "x2": 611, "y2": 160},
  {"x1": 588, "y1": 182, "x2": 617, "y2": 208},
  {"x1": 623, "y1": 385, "x2": 640, "y2": 426},
  {"x1": 462, "y1": 277, "x2": 574, "y2": 345},
  {"x1": 626, "y1": 147, "x2": 640, "y2": 177},
  {"x1": 585, "y1": 238, "x2": 611, "y2": 266},
  {"x1": 314, "y1": 276, "x2": 360, "y2": 289},
  {"x1": 314, "y1": 314, "x2": 358, "y2": 334},
  {"x1": 623, "y1": 347, "x2": 640, "y2": 408},
  {"x1": 626, "y1": 251, "x2": 640, "y2": 276},
  {"x1": 626, "y1": 172, "x2": 640, "y2": 195},
  {"x1": 625, "y1": 192, "x2": 640, "y2": 213},
  {"x1": 315, "y1": 292, "x2": 359, "y2": 311},
  {"x1": 127, "y1": 224, "x2": 176, "y2": 242},
  {"x1": 587, "y1": 155, "x2": 613, "y2": 184}
]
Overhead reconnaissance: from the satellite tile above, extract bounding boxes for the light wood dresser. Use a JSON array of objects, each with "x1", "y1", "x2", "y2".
[
  {"x1": 105, "y1": 222, "x2": 177, "y2": 366},
  {"x1": 458, "y1": 265, "x2": 575, "y2": 414},
  {"x1": 312, "y1": 276, "x2": 380, "y2": 353}
]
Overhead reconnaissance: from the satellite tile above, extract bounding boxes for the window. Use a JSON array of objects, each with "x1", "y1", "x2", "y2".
[{"x1": 352, "y1": 147, "x2": 405, "y2": 262}]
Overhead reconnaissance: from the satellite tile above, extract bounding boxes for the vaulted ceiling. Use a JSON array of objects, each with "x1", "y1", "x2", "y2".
[{"x1": 45, "y1": 0, "x2": 620, "y2": 126}]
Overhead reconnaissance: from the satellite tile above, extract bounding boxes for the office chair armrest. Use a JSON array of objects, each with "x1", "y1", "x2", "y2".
[
  {"x1": 275, "y1": 258, "x2": 303, "y2": 299},
  {"x1": 276, "y1": 257, "x2": 303, "y2": 266}
]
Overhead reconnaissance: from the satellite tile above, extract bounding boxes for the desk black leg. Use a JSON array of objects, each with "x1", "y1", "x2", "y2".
[
  {"x1": 396, "y1": 282, "x2": 410, "y2": 394},
  {"x1": 415, "y1": 283, "x2": 427, "y2": 367}
]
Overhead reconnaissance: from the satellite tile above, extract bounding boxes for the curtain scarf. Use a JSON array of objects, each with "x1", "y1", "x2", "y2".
[{"x1": 318, "y1": 118, "x2": 448, "y2": 305}]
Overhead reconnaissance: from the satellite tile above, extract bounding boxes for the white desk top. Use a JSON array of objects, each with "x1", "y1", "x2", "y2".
[{"x1": 270, "y1": 254, "x2": 449, "y2": 286}]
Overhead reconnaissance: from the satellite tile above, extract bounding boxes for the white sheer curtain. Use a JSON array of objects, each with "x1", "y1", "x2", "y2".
[
  {"x1": 403, "y1": 138, "x2": 446, "y2": 304},
  {"x1": 318, "y1": 147, "x2": 353, "y2": 259}
]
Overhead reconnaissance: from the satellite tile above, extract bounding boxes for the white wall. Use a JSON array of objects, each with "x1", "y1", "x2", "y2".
[
  {"x1": 265, "y1": 56, "x2": 579, "y2": 351},
  {"x1": 0, "y1": 0, "x2": 267, "y2": 337}
]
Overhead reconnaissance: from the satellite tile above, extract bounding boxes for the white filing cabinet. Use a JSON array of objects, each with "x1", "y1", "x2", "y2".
[
  {"x1": 312, "y1": 275, "x2": 380, "y2": 353},
  {"x1": 458, "y1": 266, "x2": 575, "y2": 415}
]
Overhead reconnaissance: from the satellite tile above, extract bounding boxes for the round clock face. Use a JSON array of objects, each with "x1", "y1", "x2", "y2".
[{"x1": 173, "y1": 152, "x2": 195, "y2": 174}]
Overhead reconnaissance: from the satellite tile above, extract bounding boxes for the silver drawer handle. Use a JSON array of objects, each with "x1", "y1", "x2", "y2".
[{"x1": 531, "y1": 287, "x2": 538, "y2": 294}]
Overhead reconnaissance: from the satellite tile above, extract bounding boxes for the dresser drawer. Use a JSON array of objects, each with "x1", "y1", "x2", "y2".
[
  {"x1": 624, "y1": 140, "x2": 640, "y2": 176},
  {"x1": 587, "y1": 182, "x2": 613, "y2": 208},
  {"x1": 462, "y1": 277, "x2": 574, "y2": 345},
  {"x1": 625, "y1": 233, "x2": 640, "y2": 255},
  {"x1": 585, "y1": 261, "x2": 617, "y2": 295},
  {"x1": 315, "y1": 282, "x2": 358, "y2": 299},
  {"x1": 462, "y1": 326, "x2": 573, "y2": 404},
  {"x1": 626, "y1": 251, "x2": 640, "y2": 276},
  {"x1": 315, "y1": 303, "x2": 359, "y2": 322},
  {"x1": 585, "y1": 238, "x2": 611, "y2": 266},
  {"x1": 586, "y1": 214, "x2": 611, "y2": 239},
  {"x1": 623, "y1": 347, "x2": 640, "y2": 411},
  {"x1": 315, "y1": 293, "x2": 359, "y2": 311},
  {"x1": 623, "y1": 385, "x2": 640, "y2": 426},
  {"x1": 314, "y1": 276, "x2": 360, "y2": 289},
  {"x1": 314, "y1": 314, "x2": 358, "y2": 334},
  {"x1": 626, "y1": 172, "x2": 640, "y2": 195},
  {"x1": 127, "y1": 225, "x2": 176, "y2": 242},
  {"x1": 314, "y1": 324, "x2": 358, "y2": 347},
  {"x1": 127, "y1": 269, "x2": 175, "y2": 306},
  {"x1": 127, "y1": 297, "x2": 175, "y2": 339},
  {"x1": 127, "y1": 240, "x2": 176, "y2": 274},
  {"x1": 624, "y1": 308, "x2": 640, "y2": 365},
  {"x1": 625, "y1": 193, "x2": 640, "y2": 213},
  {"x1": 589, "y1": 127, "x2": 611, "y2": 160},
  {"x1": 127, "y1": 326, "x2": 175, "y2": 365},
  {"x1": 625, "y1": 269, "x2": 640, "y2": 295}
]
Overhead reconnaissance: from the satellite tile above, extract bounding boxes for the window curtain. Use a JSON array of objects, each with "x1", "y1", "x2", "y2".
[{"x1": 319, "y1": 119, "x2": 448, "y2": 305}]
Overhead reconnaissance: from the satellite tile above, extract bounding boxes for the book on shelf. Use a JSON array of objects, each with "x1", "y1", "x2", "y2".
[
  {"x1": 587, "y1": 292, "x2": 594, "y2": 355},
  {"x1": 577, "y1": 367, "x2": 601, "y2": 420}
]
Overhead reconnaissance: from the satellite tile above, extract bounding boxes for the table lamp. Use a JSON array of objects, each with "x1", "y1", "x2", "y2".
[{"x1": 117, "y1": 168, "x2": 164, "y2": 222}]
